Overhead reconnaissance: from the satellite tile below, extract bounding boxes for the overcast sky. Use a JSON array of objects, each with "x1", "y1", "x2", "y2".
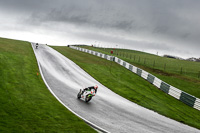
[{"x1": 0, "y1": 0, "x2": 200, "y2": 58}]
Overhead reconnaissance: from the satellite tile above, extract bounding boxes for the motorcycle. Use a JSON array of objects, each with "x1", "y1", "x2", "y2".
[
  {"x1": 77, "y1": 89, "x2": 96, "y2": 102},
  {"x1": 36, "y1": 43, "x2": 39, "y2": 49}
]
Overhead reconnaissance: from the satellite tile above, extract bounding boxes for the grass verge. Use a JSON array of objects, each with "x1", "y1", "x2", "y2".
[
  {"x1": 0, "y1": 37, "x2": 96, "y2": 133},
  {"x1": 83, "y1": 46, "x2": 200, "y2": 79},
  {"x1": 52, "y1": 46, "x2": 200, "y2": 130}
]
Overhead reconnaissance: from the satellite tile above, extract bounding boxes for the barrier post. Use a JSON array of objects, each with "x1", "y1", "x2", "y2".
[
  {"x1": 164, "y1": 63, "x2": 166, "y2": 70},
  {"x1": 180, "y1": 67, "x2": 183, "y2": 74},
  {"x1": 153, "y1": 60, "x2": 155, "y2": 68}
]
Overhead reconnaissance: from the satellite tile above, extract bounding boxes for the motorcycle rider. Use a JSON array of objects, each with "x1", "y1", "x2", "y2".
[
  {"x1": 81, "y1": 85, "x2": 98, "y2": 94},
  {"x1": 36, "y1": 43, "x2": 39, "y2": 49}
]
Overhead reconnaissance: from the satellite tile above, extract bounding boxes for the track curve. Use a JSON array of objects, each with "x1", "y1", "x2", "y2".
[{"x1": 32, "y1": 44, "x2": 200, "y2": 133}]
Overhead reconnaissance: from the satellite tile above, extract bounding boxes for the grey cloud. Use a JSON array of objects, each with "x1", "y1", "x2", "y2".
[
  {"x1": 33, "y1": 0, "x2": 200, "y2": 40},
  {"x1": 0, "y1": 0, "x2": 200, "y2": 58}
]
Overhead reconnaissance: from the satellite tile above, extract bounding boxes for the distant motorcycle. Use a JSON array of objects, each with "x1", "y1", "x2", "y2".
[
  {"x1": 77, "y1": 89, "x2": 96, "y2": 102},
  {"x1": 36, "y1": 43, "x2": 39, "y2": 49}
]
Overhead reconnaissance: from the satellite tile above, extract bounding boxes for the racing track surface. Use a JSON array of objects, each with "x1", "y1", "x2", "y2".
[{"x1": 32, "y1": 44, "x2": 200, "y2": 133}]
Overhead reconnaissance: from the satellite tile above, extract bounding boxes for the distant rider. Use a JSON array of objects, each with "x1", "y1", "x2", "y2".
[
  {"x1": 36, "y1": 43, "x2": 39, "y2": 49},
  {"x1": 82, "y1": 85, "x2": 98, "y2": 94}
]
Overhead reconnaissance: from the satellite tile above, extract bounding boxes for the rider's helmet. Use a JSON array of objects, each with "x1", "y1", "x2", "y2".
[{"x1": 94, "y1": 85, "x2": 98, "y2": 89}]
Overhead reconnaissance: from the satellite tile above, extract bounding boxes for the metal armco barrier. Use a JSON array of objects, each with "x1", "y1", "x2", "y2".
[{"x1": 69, "y1": 46, "x2": 200, "y2": 111}]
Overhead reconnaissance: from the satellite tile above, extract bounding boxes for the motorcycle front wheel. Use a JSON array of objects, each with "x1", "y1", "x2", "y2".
[{"x1": 85, "y1": 95, "x2": 92, "y2": 102}]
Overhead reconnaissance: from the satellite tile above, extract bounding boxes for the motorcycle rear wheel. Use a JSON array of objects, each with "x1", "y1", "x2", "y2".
[{"x1": 77, "y1": 92, "x2": 81, "y2": 99}]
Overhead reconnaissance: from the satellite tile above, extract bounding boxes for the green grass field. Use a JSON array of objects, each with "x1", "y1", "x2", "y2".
[
  {"x1": 79, "y1": 46, "x2": 200, "y2": 99},
  {"x1": 82, "y1": 46, "x2": 200, "y2": 78},
  {"x1": 0, "y1": 37, "x2": 96, "y2": 133},
  {"x1": 52, "y1": 46, "x2": 200, "y2": 130}
]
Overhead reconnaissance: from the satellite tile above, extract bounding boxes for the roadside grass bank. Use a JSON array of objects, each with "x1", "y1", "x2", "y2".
[
  {"x1": 79, "y1": 46, "x2": 200, "y2": 99},
  {"x1": 82, "y1": 46, "x2": 200, "y2": 79},
  {"x1": 0, "y1": 37, "x2": 96, "y2": 133},
  {"x1": 52, "y1": 46, "x2": 200, "y2": 130}
]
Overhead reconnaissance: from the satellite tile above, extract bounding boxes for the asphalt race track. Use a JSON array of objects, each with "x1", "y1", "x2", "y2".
[{"x1": 32, "y1": 44, "x2": 200, "y2": 133}]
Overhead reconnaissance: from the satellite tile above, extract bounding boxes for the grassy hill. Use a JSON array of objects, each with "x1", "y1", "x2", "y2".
[
  {"x1": 84, "y1": 46, "x2": 200, "y2": 78},
  {"x1": 0, "y1": 37, "x2": 95, "y2": 133},
  {"x1": 52, "y1": 46, "x2": 200, "y2": 130}
]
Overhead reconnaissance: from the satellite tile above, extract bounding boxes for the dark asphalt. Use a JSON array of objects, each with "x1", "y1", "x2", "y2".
[{"x1": 33, "y1": 43, "x2": 200, "y2": 133}]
